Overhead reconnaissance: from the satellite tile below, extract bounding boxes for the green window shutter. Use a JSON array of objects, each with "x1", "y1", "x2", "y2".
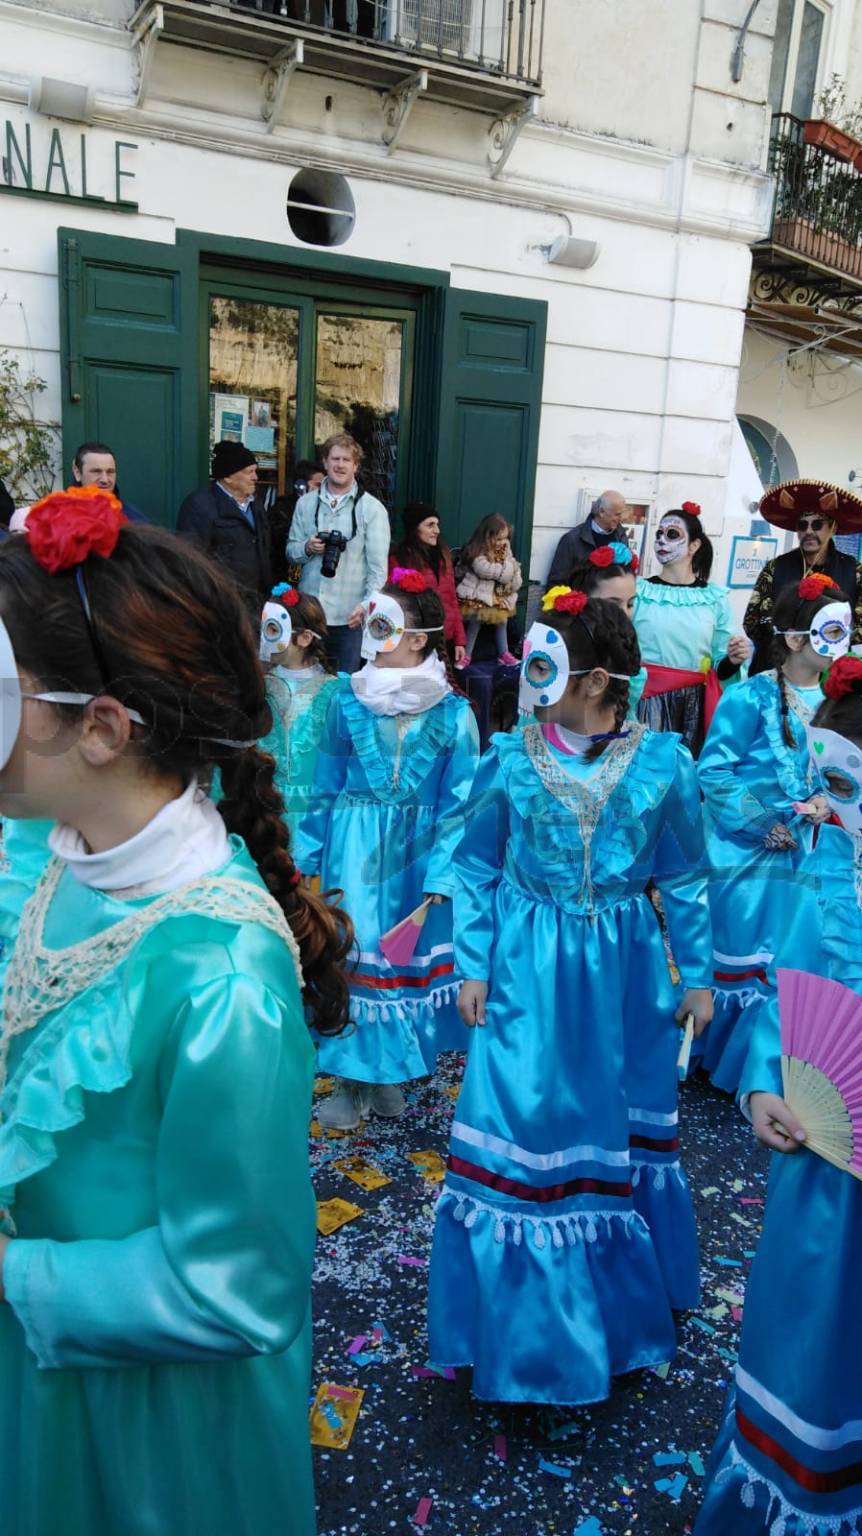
[
  {"x1": 59, "y1": 229, "x2": 198, "y2": 526},
  {"x1": 434, "y1": 289, "x2": 547, "y2": 560}
]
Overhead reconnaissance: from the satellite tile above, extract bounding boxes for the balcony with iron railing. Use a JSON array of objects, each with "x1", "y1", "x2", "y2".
[
  {"x1": 755, "y1": 112, "x2": 862, "y2": 289},
  {"x1": 130, "y1": 0, "x2": 545, "y2": 141}
]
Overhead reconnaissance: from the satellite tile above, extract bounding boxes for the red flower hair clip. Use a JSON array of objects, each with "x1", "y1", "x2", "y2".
[
  {"x1": 541, "y1": 586, "x2": 589, "y2": 616},
  {"x1": 681, "y1": 500, "x2": 701, "y2": 517},
  {"x1": 823, "y1": 654, "x2": 862, "y2": 700},
  {"x1": 390, "y1": 566, "x2": 428, "y2": 594},
  {"x1": 26, "y1": 486, "x2": 127, "y2": 575},
  {"x1": 271, "y1": 583, "x2": 301, "y2": 607},
  {"x1": 589, "y1": 546, "x2": 616, "y2": 568},
  {"x1": 630, "y1": 551, "x2": 640, "y2": 573},
  {"x1": 798, "y1": 574, "x2": 838, "y2": 601}
]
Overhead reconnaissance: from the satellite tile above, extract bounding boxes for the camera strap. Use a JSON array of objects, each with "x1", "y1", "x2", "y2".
[{"x1": 314, "y1": 486, "x2": 359, "y2": 541}]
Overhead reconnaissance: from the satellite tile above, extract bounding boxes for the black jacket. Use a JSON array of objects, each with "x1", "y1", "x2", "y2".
[
  {"x1": 0, "y1": 479, "x2": 13, "y2": 528},
  {"x1": 546, "y1": 518, "x2": 625, "y2": 588},
  {"x1": 176, "y1": 482, "x2": 272, "y2": 610}
]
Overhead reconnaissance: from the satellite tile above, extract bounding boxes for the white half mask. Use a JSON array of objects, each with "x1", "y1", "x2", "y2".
[
  {"x1": 0, "y1": 615, "x2": 22, "y2": 770},
  {"x1": 810, "y1": 601, "x2": 852, "y2": 661},
  {"x1": 260, "y1": 601, "x2": 292, "y2": 663},
  {"x1": 519, "y1": 622, "x2": 576, "y2": 712},
  {"x1": 361, "y1": 591, "x2": 443, "y2": 660},
  {"x1": 807, "y1": 723, "x2": 862, "y2": 833},
  {"x1": 654, "y1": 516, "x2": 689, "y2": 567}
]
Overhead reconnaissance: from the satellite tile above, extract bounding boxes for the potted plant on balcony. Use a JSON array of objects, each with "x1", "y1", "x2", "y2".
[{"x1": 804, "y1": 74, "x2": 862, "y2": 166}]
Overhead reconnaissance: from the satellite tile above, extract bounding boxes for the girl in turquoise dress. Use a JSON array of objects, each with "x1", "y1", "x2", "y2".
[
  {"x1": 296, "y1": 570, "x2": 480, "y2": 1132},
  {"x1": 563, "y1": 541, "x2": 648, "y2": 715},
  {"x1": 258, "y1": 583, "x2": 341, "y2": 845},
  {"x1": 696, "y1": 655, "x2": 862, "y2": 1535},
  {"x1": 427, "y1": 592, "x2": 714, "y2": 1405},
  {"x1": 0, "y1": 488, "x2": 352, "y2": 1536},
  {"x1": 695, "y1": 577, "x2": 849, "y2": 1093}
]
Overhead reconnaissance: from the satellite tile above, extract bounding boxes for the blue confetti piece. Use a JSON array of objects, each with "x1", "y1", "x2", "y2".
[
  {"x1": 691, "y1": 1317, "x2": 717, "y2": 1335},
  {"x1": 715, "y1": 1257, "x2": 743, "y2": 1267},
  {"x1": 655, "y1": 1473, "x2": 688, "y2": 1501},
  {"x1": 573, "y1": 1520, "x2": 604, "y2": 1535},
  {"x1": 688, "y1": 1451, "x2": 706, "y2": 1477},
  {"x1": 653, "y1": 1451, "x2": 687, "y2": 1466},
  {"x1": 539, "y1": 1457, "x2": 572, "y2": 1479}
]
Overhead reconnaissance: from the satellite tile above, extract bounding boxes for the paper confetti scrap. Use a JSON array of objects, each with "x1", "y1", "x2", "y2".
[
  {"x1": 407, "y1": 1149, "x2": 447, "y2": 1182},
  {"x1": 655, "y1": 1472, "x2": 688, "y2": 1501},
  {"x1": 313, "y1": 1076, "x2": 336, "y2": 1095},
  {"x1": 653, "y1": 1451, "x2": 687, "y2": 1466},
  {"x1": 412, "y1": 1496, "x2": 433, "y2": 1527},
  {"x1": 493, "y1": 1434, "x2": 507, "y2": 1462},
  {"x1": 334, "y1": 1156, "x2": 392, "y2": 1191},
  {"x1": 316, "y1": 1198, "x2": 364, "y2": 1235},
  {"x1": 688, "y1": 1450, "x2": 706, "y2": 1477},
  {"x1": 573, "y1": 1520, "x2": 604, "y2": 1536},
  {"x1": 538, "y1": 1457, "x2": 572, "y2": 1479},
  {"x1": 397, "y1": 1254, "x2": 428, "y2": 1268},
  {"x1": 309, "y1": 1383, "x2": 364, "y2": 1450}
]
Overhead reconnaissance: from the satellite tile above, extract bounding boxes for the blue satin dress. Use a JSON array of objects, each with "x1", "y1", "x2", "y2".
[
  {"x1": 259, "y1": 666, "x2": 341, "y2": 847},
  {"x1": 295, "y1": 684, "x2": 480, "y2": 1083},
  {"x1": 427, "y1": 724, "x2": 712, "y2": 1405},
  {"x1": 696, "y1": 822, "x2": 862, "y2": 1536},
  {"x1": 0, "y1": 840, "x2": 318, "y2": 1536},
  {"x1": 695, "y1": 672, "x2": 822, "y2": 1093}
]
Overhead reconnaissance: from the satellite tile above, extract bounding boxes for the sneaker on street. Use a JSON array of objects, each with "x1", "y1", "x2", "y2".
[
  {"x1": 498, "y1": 650, "x2": 519, "y2": 666},
  {"x1": 369, "y1": 1083, "x2": 406, "y2": 1119},
  {"x1": 317, "y1": 1079, "x2": 370, "y2": 1131}
]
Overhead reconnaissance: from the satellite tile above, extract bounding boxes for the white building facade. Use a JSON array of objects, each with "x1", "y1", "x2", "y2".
[{"x1": 0, "y1": 0, "x2": 779, "y2": 610}]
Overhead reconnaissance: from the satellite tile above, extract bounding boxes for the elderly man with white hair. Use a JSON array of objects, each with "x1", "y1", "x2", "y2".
[{"x1": 546, "y1": 489, "x2": 630, "y2": 588}]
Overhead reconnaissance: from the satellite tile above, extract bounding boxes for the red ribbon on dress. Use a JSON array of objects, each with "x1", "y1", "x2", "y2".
[{"x1": 643, "y1": 662, "x2": 723, "y2": 733}]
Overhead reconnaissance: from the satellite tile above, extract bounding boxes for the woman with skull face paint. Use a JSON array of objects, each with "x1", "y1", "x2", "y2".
[
  {"x1": 294, "y1": 569, "x2": 480, "y2": 1132},
  {"x1": 694, "y1": 577, "x2": 849, "y2": 1094},
  {"x1": 633, "y1": 504, "x2": 749, "y2": 756},
  {"x1": 428, "y1": 592, "x2": 714, "y2": 1406},
  {"x1": 695, "y1": 658, "x2": 862, "y2": 1536}
]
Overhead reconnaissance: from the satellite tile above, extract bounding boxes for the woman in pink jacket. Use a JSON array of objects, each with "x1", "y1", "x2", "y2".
[{"x1": 389, "y1": 502, "x2": 467, "y2": 665}]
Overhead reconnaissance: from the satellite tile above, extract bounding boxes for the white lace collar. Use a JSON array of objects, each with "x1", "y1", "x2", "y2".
[{"x1": 48, "y1": 780, "x2": 230, "y2": 897}]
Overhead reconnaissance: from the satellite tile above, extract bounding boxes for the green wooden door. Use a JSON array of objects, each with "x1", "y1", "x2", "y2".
[
  {"x1": 58, "y1": 229, "x2": 198, "y2": 525},
  {"x1": 434, "y1": 290, "x2": 547, "y2": 562}
]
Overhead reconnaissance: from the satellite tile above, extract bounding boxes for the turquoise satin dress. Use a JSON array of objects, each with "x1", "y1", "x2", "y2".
[
  {"x1": 696, "y1": 822, "x2": 862, "y2": 1535},
  {"x1": 695, "y1": 672, "x2": 822, "y2": 1093},
  {"x1": 295, "y1": 683, "x2": 480, "y2": 1083},
  {"x1": 427, "y1": 725, "x2": 712, "y2": 1405},
  {"x1": 260, "y1": 666, "x2": 341, "y2": 847},
  {"x1": 0, "y1": 840, "x2": 317, "y2": 1536}
]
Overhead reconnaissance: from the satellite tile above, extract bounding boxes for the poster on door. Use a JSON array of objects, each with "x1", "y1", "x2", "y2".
[{"x1": 727, "y1": 535, "x2": 778, "y2": 589}]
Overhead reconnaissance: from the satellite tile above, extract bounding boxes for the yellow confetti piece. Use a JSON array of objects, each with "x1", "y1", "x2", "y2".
[
  {"x1": 314, "y1": 1076, "x2": 336, "y2": 1096},
  {"x1": 309, "y1": 1383, "x2": 364, "y2": 1449},
  {"x1": 334, "y1": 1156, "x2": 392, "y2": 1191},
  {"x1": 316, "y1": 1198, "x2": 364, "y2": 1235},
  {"x1": 407, "y1": 1150, "x2": 446, "y2": 1182},
  {"x1": 309, "y1": 1120, "x2": 349, "y2": 1140}
]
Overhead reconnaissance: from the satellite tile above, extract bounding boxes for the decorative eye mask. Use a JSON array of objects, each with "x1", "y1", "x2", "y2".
[
  {"x1": 360, "y1": 592, "x2": 443, "y2": 660},
  {"x1": 260, "y1": 601, "x2": 292, "y2": 662},
  {"x1": 807, "y1": 724, "x2": 862, "y2": 834},
  {"x1": 518, "y1": 622, "x2": 634, "y2": 713},
  {"x1": 654, "y1": 518, "x2": 688, "y2": 566},
  {"x1": 777, "y1": 601, "x2": 852, "y2": 662}
]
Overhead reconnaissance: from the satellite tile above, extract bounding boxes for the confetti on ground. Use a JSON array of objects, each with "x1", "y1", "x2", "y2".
[
  {"x1": 539, "y1": 1457, "x2": 572, "y2": 1479},
  {"x1": 316, "y1": 1198, "x2": 364, "y2": 1235},
  {"x1": 334, "y1": 1156, "x2": 392, "y2": 1190},
  {"x1": 407, "y1": 1149, "x2": 447, "y2": 1182},
  {"x1": 309, "y1": 1383, "x2": 364, "y2": 1449},
  {"x1": 412, "y1": 1496, "x2": 433, "y2": 1526},
  {"x1": 310, "y1": 1061, "x2": 770, "y2": 1535},
  {"x1": 493, "y1": 1434, "x2": 508, "y2": 1462}
]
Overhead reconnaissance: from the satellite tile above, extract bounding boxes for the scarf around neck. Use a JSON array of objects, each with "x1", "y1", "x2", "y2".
[{"x1": 349, "y1": 652, "x2": 450, "y2": 717}]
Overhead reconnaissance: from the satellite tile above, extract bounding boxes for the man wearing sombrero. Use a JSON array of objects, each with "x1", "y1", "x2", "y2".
[{"x1": 743, "y1": 479, "x2": 862, "y2": 674}]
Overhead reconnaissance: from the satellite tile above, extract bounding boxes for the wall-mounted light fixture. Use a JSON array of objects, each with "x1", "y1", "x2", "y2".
[
  {"x1": 29, "y1": 77, "x2": 94, "y2": 125},
  {"x1": 532, "y1": 217, "x2": 600, "y2": 270}
]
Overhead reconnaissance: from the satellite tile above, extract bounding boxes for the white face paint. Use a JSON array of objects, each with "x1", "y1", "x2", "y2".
[
  {"x1": 807, "y1": 724, "x2": 862, "y2": 834},
  {"x1": 654, "y1": 516, "x2": 689, "y2": 567},
  {"x1": 259, "y1": 601, "x2": 292, "y2": 662},
  {"x1": 0, "y1": 616, "x2": 21, "y2": 770}
]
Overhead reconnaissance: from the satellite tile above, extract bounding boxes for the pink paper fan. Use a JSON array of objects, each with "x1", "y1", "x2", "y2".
[
  {"x1": 777, "y1": 968, "x2": 862, "y2": 1180},
  {"x1": 379, "y1": 899, "x2": 433, "y2": 968}
]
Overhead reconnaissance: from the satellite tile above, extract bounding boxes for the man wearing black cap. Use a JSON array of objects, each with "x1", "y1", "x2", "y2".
[
  {"x1": 177, "y1": 441, "x2": 271, "y2": 611},
  {"x1": 743, "y1": 479, "x2": 862, "y2": 673}
]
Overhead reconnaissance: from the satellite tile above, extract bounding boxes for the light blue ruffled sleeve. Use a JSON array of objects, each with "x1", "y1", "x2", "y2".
[
  {"x1": 698, "y1": 686, "x2": 784, "y2": 841},
  {"x1": 291, "y1": 689, "x2": 351, "y2": 877},
  {"x1": 424, "y1": 703, "x2": 481, "y2": 899},
  {"x1": 651, "y1": 742, "x2": 713, "y2": 990},
  {"x1": 452, "y1": 742, "x2": 509, "y2": 982},
  {"x1": 710, "y1": 586, "x2": 735, "y2": 665},
  {"x1": 3, "y1": 971, "x2": 315, "y2": 1370}
]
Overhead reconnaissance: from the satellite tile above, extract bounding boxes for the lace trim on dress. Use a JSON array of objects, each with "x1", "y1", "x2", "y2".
[
  {"x1": 716, "y1": 1439, "x2": 862, "y2": 1535},
  {"x1": 265, "y1": 671, "x2": 338, "y2": 785},
  {"x1": 0, "y1": 856, "x2": 304, "y2": 1105},
  {"x1": 340, "y1": 689, "x2": 462, "y2": 803}
]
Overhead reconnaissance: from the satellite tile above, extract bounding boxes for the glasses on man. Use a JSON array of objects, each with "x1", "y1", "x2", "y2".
[{"x1": 798, "y1": 516, "x2": 828, "y2": 532}]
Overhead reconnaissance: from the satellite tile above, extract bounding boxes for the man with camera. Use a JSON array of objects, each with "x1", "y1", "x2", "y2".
[{"x1": 288, "y1": 433, "x2": 390, "y2": 673}]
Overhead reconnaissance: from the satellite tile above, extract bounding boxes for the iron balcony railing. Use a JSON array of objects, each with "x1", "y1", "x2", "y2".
[
  {"x1": 766, "y1": 112, "x2": 862, "y2": 281},
  {"x1": 236, "y1": 0, "x2": 545, "y2": 86}
]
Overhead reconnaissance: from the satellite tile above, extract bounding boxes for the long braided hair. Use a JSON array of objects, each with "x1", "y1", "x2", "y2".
[
  {"x1": 0, "y1": 521, "x2": 353, "y2": 1035},
  {"x1": 770, "y1": 580, "x2": 849, "y2": 748},
  {"x1": 546, "y1": 597, "x2": 641, "y2": 761}
]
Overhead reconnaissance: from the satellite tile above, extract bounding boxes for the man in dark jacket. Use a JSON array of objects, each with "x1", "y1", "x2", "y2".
[
  {"x1": 72, "y1": 441, "x2": 147, "y2": 523},
  {"x1": 546, "y1": 490, "x2": 629, "y2": 587},
  {"x1": 176, "y1": 441, "x2": 272, "y2": 613},
  {"x1": 743, "y1": 479, "x2": 862, "y2": 674}
]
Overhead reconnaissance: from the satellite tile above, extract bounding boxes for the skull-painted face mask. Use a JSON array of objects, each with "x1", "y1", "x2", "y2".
[
  {"x1": 518, "y1": 621, "x2": 633, "y2": 713},
  {"x1": 259, "y1": 601, "x2": 292, "y2": 663},
  {"x1": 654, "y1": 517, "x2": 689, "y2": 567},
  {"x1": 361, "y1": 592, "x2": 411, "y2": 661},
  {"x1": 778, "y1": 602, "x2": 852, "y2": 663},
  {"x1": 0, "y1": 616, "x2": 22, "y2": 770},
  {"x1": 807, "y1": 724, "x2": 862, "y2": 833}
]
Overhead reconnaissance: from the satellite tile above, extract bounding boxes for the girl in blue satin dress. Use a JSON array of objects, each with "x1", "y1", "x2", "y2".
[
  {"x1": 695, "y1": 579, "x2": 848, "y2": 1093},
  {"x1": 696, "y1": 658, "x2": 862, "y2": 1536},
  {"x1": 0, "y1": 491, "x2": 352, "y2": 1536},
  {"x1": 296, "y1": 571, "x2": 480, "y2": 1132},
  {"x1": 428, "y1": 593, "x2": 714, "y2": 1406},
  {"x1": 564, "y1": 542, "x2": 648, "y2": 715}
]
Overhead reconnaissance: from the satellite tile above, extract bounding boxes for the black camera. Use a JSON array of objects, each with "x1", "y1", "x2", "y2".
[{"x1": 320, "y1": 527, "x2": 349, "y2": 578}]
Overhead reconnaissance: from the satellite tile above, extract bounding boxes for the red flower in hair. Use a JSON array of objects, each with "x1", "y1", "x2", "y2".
[
  {"x1": 271, "y1": 583, "x2": 301, "y2": 608},
  {"x1": 798, "y1": 574, "x2": 838, "y2": 601},
  {"x1": 391, "y1": 567, "x2": 428, "y2": 593},
  {"x1": 554, "y1": 589, "x2": 589, "y2": 616},
  {"x1": 630, "y1": 551, "x2": 640, "y2": 574},
  {"x1": 26, "y1": 487, "x2": 127, "y2": 575},
  {"x1": 823, "y1": 655, "x2": 862, "y2": 700},
  {"x1": 681, "y1": 500, "x2": 701, "y2": 517},
  {"x1": 589, "y1": 546, "x2": 616, "y2": 568}
]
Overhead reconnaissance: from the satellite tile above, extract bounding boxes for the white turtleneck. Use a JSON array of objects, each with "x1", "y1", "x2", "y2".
[{"x1": 48, "y1": 779, "x2": 230, "y2": 898}]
